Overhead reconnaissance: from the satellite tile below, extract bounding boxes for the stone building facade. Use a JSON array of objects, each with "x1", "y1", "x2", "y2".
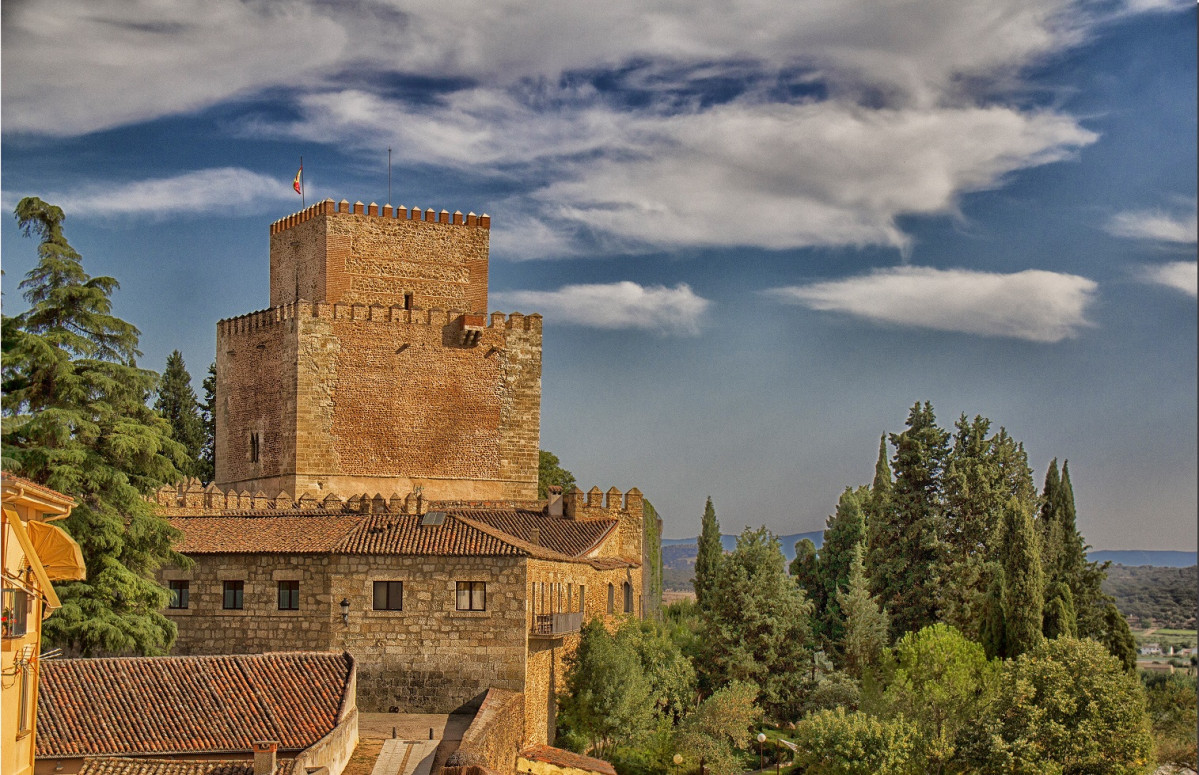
[{"x1": 159, "y1": 199, "x2": 655, "y2": 746}]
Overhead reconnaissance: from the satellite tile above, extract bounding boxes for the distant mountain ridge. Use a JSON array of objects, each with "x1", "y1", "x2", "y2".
[{"x1": 662, "y1": 535, "x2": 1194, "y2": 569}]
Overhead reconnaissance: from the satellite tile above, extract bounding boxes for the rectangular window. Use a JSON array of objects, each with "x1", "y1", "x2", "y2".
[
  {"x1": 168, "y1": 580, "x2": 190, "y2": 610},
  {"x1": 373, "y1": 581, "x2": 403, "y2": 611},
  {"x1": 2, "y1": 589, "x2": 30, "y2": 638},
  {"x1": 17, "y1": 664, "x2": 31, "y2": 732},
  {"x1": 277, "y1": 580, "x2": 299, "y2": 611},
  {"x1": 249, "y1": 432, "x2": 260, "y2": 463},
  {"x1": 579, "y1": 585, "x2": 585, "y2": 615},
  {"x1": 456, "y1": 581, "x2": 486, "y2": 611},
  {"x1": 223, "y1": 580, "x2": 244, "y2": 610}
]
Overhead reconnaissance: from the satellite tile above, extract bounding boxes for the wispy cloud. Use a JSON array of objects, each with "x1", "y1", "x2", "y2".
[
  {"x1": 1105, "y1": 207, "x2": 1198, "y2": 243},
  {"x1": 1141, "y1": 261, "x2": 1198, "y2": 297},
  {"x1": 768, "y1": 266, "x2": 1098, "y2": 342},
  {"x1": 492, "y1": 282, "x2": 710, "y2": 335},
  {"x1": 9, "y1": 168, "x2": 299, "y2": 217}
]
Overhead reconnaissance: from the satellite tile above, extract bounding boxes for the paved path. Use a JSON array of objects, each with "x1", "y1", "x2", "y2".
[
  {"x1": 368, "y1": 738, "x2": 440, "y2": 775},
  {"x1": 356, "y1": 713, "x2": 474, "y2": 775}
]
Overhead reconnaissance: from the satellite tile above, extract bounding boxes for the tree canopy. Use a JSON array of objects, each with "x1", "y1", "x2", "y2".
[{"x1": 154, "y1": 350, "x2": 206, "y2": 480}]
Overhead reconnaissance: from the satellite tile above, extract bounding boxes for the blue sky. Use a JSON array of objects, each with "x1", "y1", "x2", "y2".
[{"x1": 2, "y1": 0, "x2": 1195, "y2": 549}]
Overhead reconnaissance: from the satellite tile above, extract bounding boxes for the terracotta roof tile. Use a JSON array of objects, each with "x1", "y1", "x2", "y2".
[
  {"x1": 448, "y1": 509, "x2": 616, "y2": 557},
  {"x1": 335, "y1": 514, "x2": 526, "y2": 556},
  {"x1": 519, "y1": 745, "x2": 617, "y2": 775},
  {"x1": 77, "y1": 759, "x2": 295, "y2": 775},
  {"x1": 1, "y1": 472, "x2": 76, "y2": 507},
  {"x1": 37, "y1": 652, "x2": 352, "y2": 757},
  {"x1": 167, "y1": 513, "x2": 362, "y2": 554}
]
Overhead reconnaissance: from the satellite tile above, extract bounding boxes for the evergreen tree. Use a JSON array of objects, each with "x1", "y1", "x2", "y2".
[
  {"x1": 1038, "y1": 459, "x2": 1063, "y2": 579},
  {"x1": 999, "y1": 496, "x2": 1043, "y2": 658},
  {"x1": 870, "y1": 402, "x2": 949, "y2": 639},
  {"x1": 694, "y1": 496, "x2": 722, "y2": 609},
  {"x1": 199, "y1": 361, "x2": 216, "y2": 483},
  {"x1": 866, "y1": 434, "x2": 891, "y2": 528},
  {"x1": 837, "y1": 543, "x2": 889, "y2": 681},
  {"x1": 819, "y1": 486, "x2": 869, "y2": 654},
  {"x1": 1096, "y1": 601, "x2": 1138, "y2": 672},
  {"x1": 701, "y1": 527, "x2": 813, "y2": 720},
  {"x1": 2, "y1": 197, "x2": 188, "y2": 656},
  {"x1": 1042, "y1": 580, "x2": 1077, "y2": 639},
  {"x1": 537, "y1": 449, "x2": 576, "y2": 499},
  {"x1": 790, "y1": 538, "x2": 821, "y2": 601},
  {"x1": 154, "y1": 350, "x2": 205, "y2": 480},
  {"x1": 978, "y1": 567, "x2": 1007, "y2": 660}
]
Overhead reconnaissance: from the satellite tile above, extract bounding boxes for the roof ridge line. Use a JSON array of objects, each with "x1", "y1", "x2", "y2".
[{"x1": 449, "y1": 512, "x2": 582, "y2": 562}]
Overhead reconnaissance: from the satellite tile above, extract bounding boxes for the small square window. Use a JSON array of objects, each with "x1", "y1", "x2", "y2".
[
  {"x1": 277, "y1": 580, "x2": 299, "y2": 611},
  {"x1": 223, "y1": 581, "x2": 244, "y2": 610},
  {"x1": 168, "y1": 580, "x2": 189, "y2": 610},
  {"x1": 373, "y1": 581, "x2": 403, "y2": 611},
  {"x1": 456, "y1": 581, "x2": 485, "y2": 611},
  {"x1": 2, "y1": 589, "x2": 30, "y2": 638}
]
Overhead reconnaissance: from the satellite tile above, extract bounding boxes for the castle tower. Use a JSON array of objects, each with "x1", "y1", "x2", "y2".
[{"x1": 213, "y1": 199, "x2": 541, "y2": 502}]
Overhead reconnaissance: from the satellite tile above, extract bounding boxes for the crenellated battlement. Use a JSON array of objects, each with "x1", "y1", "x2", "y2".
[
  {"x1": 269, "y1": 198, "x2": 490, "y2": 236},
  {"x1": 562, "y1": 486, "x2": 643, "y2": 517},
  {"x1": 217, "y1": 302, "x2": 542, "y2": 337}
]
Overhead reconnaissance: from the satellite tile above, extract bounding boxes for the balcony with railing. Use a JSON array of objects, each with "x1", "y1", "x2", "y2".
[{"x1": 530, "y1": 611, "x2": 583, "y2": 639}]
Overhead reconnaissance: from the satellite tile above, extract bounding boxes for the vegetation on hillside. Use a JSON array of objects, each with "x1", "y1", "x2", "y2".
[
  {"x1": 556, "y1": 401, "x2": 1183, "y2": 774},
  {"x1": 1105, "y1": 564, "x2": 1198, "y2": 629}
]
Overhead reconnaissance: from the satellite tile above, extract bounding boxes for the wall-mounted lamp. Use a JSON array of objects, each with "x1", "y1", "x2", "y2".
[{"x1": 339, "y1": 598, "x2": 350, "y2": 625}]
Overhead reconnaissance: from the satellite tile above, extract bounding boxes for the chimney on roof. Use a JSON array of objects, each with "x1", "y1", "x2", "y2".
[
  {"x1": 529, "y1": 527, "x2": 541, "y2": 546},
  {"x1": 253, "y1": 741, "x2": 278, "y2": 775},
  {"x1": 547, "y1": 485, "x2": 563, "y2": 517}
]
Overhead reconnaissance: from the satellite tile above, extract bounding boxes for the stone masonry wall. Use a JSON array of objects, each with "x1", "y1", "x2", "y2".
[
  {"x1": 448, "y1": 688, "x2": 524, "y2": 774},
  {"x1": 329, "y1": 554, "x2": 527, "y2": 713},
  {"x1": 162, "y1": 553, "x2": 528, "y2": 715},
  {"x1": 214, "y1": 305, "x2": 541, "y2": 501},
  {"x1": 269, "y1": 202, "x2": 490, "y2": 312}
]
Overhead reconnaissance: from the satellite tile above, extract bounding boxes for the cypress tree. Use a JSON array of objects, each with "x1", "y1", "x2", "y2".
[
  {"x1": 1038, "y1": 459, "x2": 1063, "y2": 579},
  {"x1": 837, "y1": 542, "x2": 889, "y2": 680},
  {"x1": 2, "y1": 197, "x2": 189, "y2": 655},
  {"x1": 693, "y1": 496, "x2": 722, "y2": 609},
  {"x1": 790, "y1": 538, "x2": 821, "y2": 603},
  {"x1": 872, "y1": 401, "x2": 949, "y2": 638},
  {"x1": 1000, "y1": 496, "x2": 1044, "y2": 658},
  {"x1": 154, "y1": 350, "x2": 206, "y2": 480},
  {"x1": 1042, "y1": 581, "x2": 1077, "y2": 639},
  {"x1": 1097, "y1": 601, "x2": 1138, "y2": 672},
  {"x1": 979, "y1": 566, "x2": 1007, "y2": 659},
  {"x1": 819, "y1": 486, "x2": 868, "y2": 653},
  {"x1": 199, "y1": 361, "x2": 216, "y2": 483}
]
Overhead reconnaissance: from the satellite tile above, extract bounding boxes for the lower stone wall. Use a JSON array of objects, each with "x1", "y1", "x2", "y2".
[
  {"x1": 293, "y1": 707, "x2": 359, "y2": 775},
  {"x1": 445, "y1": 688, "x2": 525, "y2": 774}
]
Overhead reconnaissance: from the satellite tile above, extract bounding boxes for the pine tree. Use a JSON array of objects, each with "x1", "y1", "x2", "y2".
[
  {"x1": 837, "y1": 543, "x2": 889, "y2": 681},
  {"x1": 790, "y1": 538, "x2": 821, "y2": 602},
  {"x1": 871, "y1": 402, "x2": 949, "y2": 638},
  {"x1": 154, "y1": 350, "x2": 206, "y2": 480},
  {"x1": 2, "y1": 197, "x2": 189, "y2": 656},
  {"x1": 1096, "y1": 601, "x2": 1138, "y2": 672},
  {"x1": 1042, "y1": 581, "x2": 1077, "y2": 639},
  {"x1": 1000, "y1": 497, "x2": 1043, "y2": 658},
  {"x1": 694, "y1": 496, "x2": 722, "y2": 609},
  {"x1": 819, "y1": 486, "x2": 868, "y2": 655},
  {"x1": 199, "y1": 361, "x2": 216, "y2": 483}
]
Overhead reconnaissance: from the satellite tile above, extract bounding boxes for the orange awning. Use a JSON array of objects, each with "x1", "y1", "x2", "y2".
[
  {"x1": 3, "y1": 507, "x2": 61, "y2": 610},
  {"x1": 26, "y1": 520, "x2": 86, "y2": 581}
]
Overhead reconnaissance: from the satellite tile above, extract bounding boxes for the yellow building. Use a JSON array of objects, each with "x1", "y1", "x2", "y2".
[{"x1": 2, "y1": 473, "x2": 85, "y2": 775}]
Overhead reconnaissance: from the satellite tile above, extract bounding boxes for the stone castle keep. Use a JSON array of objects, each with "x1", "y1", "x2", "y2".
[{"x1": 155, "y1": 198, "x2": 654, "y2": 747}]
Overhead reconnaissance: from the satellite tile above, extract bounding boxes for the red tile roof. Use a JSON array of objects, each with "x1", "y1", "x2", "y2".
[
  {"x1": 37, "y1": 652, "x2": 353, "y2": 757},
  {"x1": 450, "y1": 509, "x2": 616, "y2": 557},
  {"x1": 77, "y1": 759, "x2": 295, "y2": 775},
  {"x1": 519, "y1": 745, "x2": 617, "y2": 775},
  {"x1": 1, "y1": 471, "x2": 76, "y2": 507},
  {"x1": 335, "y1": 513, "x2": 526, "y2": 556}
]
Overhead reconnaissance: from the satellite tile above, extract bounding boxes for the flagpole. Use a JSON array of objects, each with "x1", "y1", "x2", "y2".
[{"x1": 388, "y1": 148, "x2": 392, "y2": 205}]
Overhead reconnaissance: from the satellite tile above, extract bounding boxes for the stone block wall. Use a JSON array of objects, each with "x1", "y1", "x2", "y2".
[
  {"x1": 269, "y1": 201, "x2": 490, "y2": 312},
  {"x1": 214, "y1": 305, "x2": 541, "y2": 501},
  {"x1": 328, "y1": 554, "x2": 528, "y2": 713},
  {"x1": 448, "y1": 688, "x2": 524, "y2": 773}
]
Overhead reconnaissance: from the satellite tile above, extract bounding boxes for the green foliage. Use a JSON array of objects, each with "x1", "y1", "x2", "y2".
[
  {"x1": 1104, "y1": 564, "x2": 1198, "y2": 630},
  {"x1": 1096, "y1": 600, "x2": 1138, "y2": 672},
  {"x1": 559, "y1": 619, "x2": 655, "y2": 757},
  {"x1": 1000, "y1": 496, "x2": 1044, "y2": 658},
  {"x1": 154, "y1": 350, "x2": 206, "y2": 480},
  {"x1": 793, "y1": 707, "x2": 920, "y2": 775},
  {"x1": 869, "y1": 401, "x2": 949, "y2": 639},
  {"x1": 818, "y1": 486, "x2": 868, "y2": 653},
  {"x1": 790, "y1": 537, "x2": 821, "y2": 600},
  {"x1": 836, "y1": 543, "x2": 889, "y2": 681},
  {"x1": 675, "y1": 681, "x2": 762, "y2": 775},
  {"x1": 962, "y1": 637, "x2": 1154, "y2": 774},
  {"x1": 1141, "y1": 671, "x2": 1198, "y2": 767},
  {"x1": 701, "y1": 527, "x2": 813, "y2": 721},
  {"x1": 537, "y1": 449, "x2": 576, "y2": 499},
  {"x1": 1042, "y1": 581, "x2": 1077, "y2": 639},
  {"x1": 877, "y1": 624, "x2": 998, "y2": 773},
  {"x1": 978, "y1": 566, "x2": 1007, "y2": 660},
  {"x1": 200, "y1": 361, "x2": 216, "y2": 483},
  {"x1": 2, "y1": 197, "x2": 188, "y2": 656},
  {"x1": 643, "y1": 499, "x2": 664, "y2": 618},
  {"x1": 617, "y1": 618, "x2": 697, "y2": 723},
  {"x1": 694, "y1": 496, "x2": 721, "y2": 609}
]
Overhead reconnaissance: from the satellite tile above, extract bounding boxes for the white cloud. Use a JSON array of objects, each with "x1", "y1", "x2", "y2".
[
  {"x1": 769, "y1": 266, "x2": 1098, "y2": 342},
  {"x1": 1106, "y1": 208, "x2": 1198, "y2": 243},
  {"x1": 492, "y1": 282, "x2": 710, "y2": 334},
  {"x1": 13, "y1": 168, "x2": 300, "y2": 217},
  {"x1": 1142, "y1": 261, "x2": 1198, "y2": 297}
]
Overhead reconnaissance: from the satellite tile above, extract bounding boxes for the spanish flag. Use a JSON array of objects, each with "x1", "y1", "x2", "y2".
[{"x1": 293, "y1": 166, "x2": 303, "y2": 195}]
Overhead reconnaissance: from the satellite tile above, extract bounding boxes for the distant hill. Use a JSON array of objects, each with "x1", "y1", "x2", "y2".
[
  {"x1": 1088, "y1": 550, "x2": 1197, "y2": 568},
  {"x1": 661, "y1": 534, "x2": 1196, "y2": 592}
]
